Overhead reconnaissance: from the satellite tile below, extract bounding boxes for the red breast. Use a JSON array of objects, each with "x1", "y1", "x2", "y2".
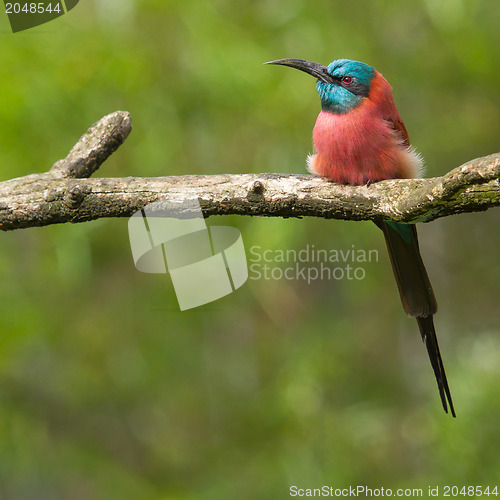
[{"x1": 308, "y1": 72, "x2": 422, "y2": 185}]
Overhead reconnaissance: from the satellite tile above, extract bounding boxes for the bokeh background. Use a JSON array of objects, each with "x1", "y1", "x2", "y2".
[{"x1": 1, "y1": 1, "x2": 500, "y2": 498}]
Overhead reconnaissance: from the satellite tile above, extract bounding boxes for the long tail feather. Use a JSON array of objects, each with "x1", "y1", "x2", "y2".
[
  {"x1": 376, "y1": 221, "x2": 455, "y2": 416},
  {"x1": 417, "y1": 316, "x2": 456, "y2": 417}
]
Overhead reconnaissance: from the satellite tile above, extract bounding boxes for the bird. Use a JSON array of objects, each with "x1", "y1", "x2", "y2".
[{"x1": 265, "y1": 57, "x2": 455, "y2": 417}]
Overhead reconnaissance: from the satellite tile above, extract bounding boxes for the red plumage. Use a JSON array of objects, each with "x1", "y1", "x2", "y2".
[
  {"x1": 266, "y1": 56, "x2": 456, "y2": 416},
  {"x1": 307, "y1": 72, "x2": 422, "y2": 185}
]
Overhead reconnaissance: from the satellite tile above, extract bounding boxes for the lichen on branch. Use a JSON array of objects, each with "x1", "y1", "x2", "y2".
[{"x1": 0, "y1": 111, "x2": 499, "y2": 231}]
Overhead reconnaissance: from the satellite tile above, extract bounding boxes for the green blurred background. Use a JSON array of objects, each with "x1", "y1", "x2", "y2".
[{"x1": 1, "y1": 1, "x2": 500, "y2": 498}]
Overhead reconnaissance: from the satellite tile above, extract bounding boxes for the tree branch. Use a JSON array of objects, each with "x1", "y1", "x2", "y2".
[{"x1": 1, "y1": 111, "x2": 499, "y2": 231}]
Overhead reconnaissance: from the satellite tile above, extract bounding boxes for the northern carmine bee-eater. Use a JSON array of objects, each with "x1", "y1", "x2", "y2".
[{"x1": 266, "y1": 57, "x2": 455, "y2": 417}]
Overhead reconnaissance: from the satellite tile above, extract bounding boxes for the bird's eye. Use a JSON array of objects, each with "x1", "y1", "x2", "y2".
[{"x1": 342, "y1": 76, "x2": 353, "y2": 84}]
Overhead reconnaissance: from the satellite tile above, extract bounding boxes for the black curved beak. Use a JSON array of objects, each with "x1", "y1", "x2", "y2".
[{"x1": 264, "y1": 58, "x2": 334, "y2": 84}]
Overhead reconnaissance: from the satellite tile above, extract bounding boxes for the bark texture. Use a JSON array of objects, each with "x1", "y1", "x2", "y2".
[{"x1": 1, "y1": 111, "x2": 499, "y2": 231}]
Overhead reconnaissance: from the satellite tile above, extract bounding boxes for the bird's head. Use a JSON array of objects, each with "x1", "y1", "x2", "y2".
[{"x1": 265, "y1": 58, "x2": 375, "y2": 114}]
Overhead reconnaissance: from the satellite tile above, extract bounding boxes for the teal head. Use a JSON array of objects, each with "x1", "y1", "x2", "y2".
[{"x1": 265, "y1": 58, "x2": 375, "y2": 114}]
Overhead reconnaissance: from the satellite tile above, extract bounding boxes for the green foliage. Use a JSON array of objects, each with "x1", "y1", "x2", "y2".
[{"x1": 1, "y1": 1, "x2": 499, "y2": 498}]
